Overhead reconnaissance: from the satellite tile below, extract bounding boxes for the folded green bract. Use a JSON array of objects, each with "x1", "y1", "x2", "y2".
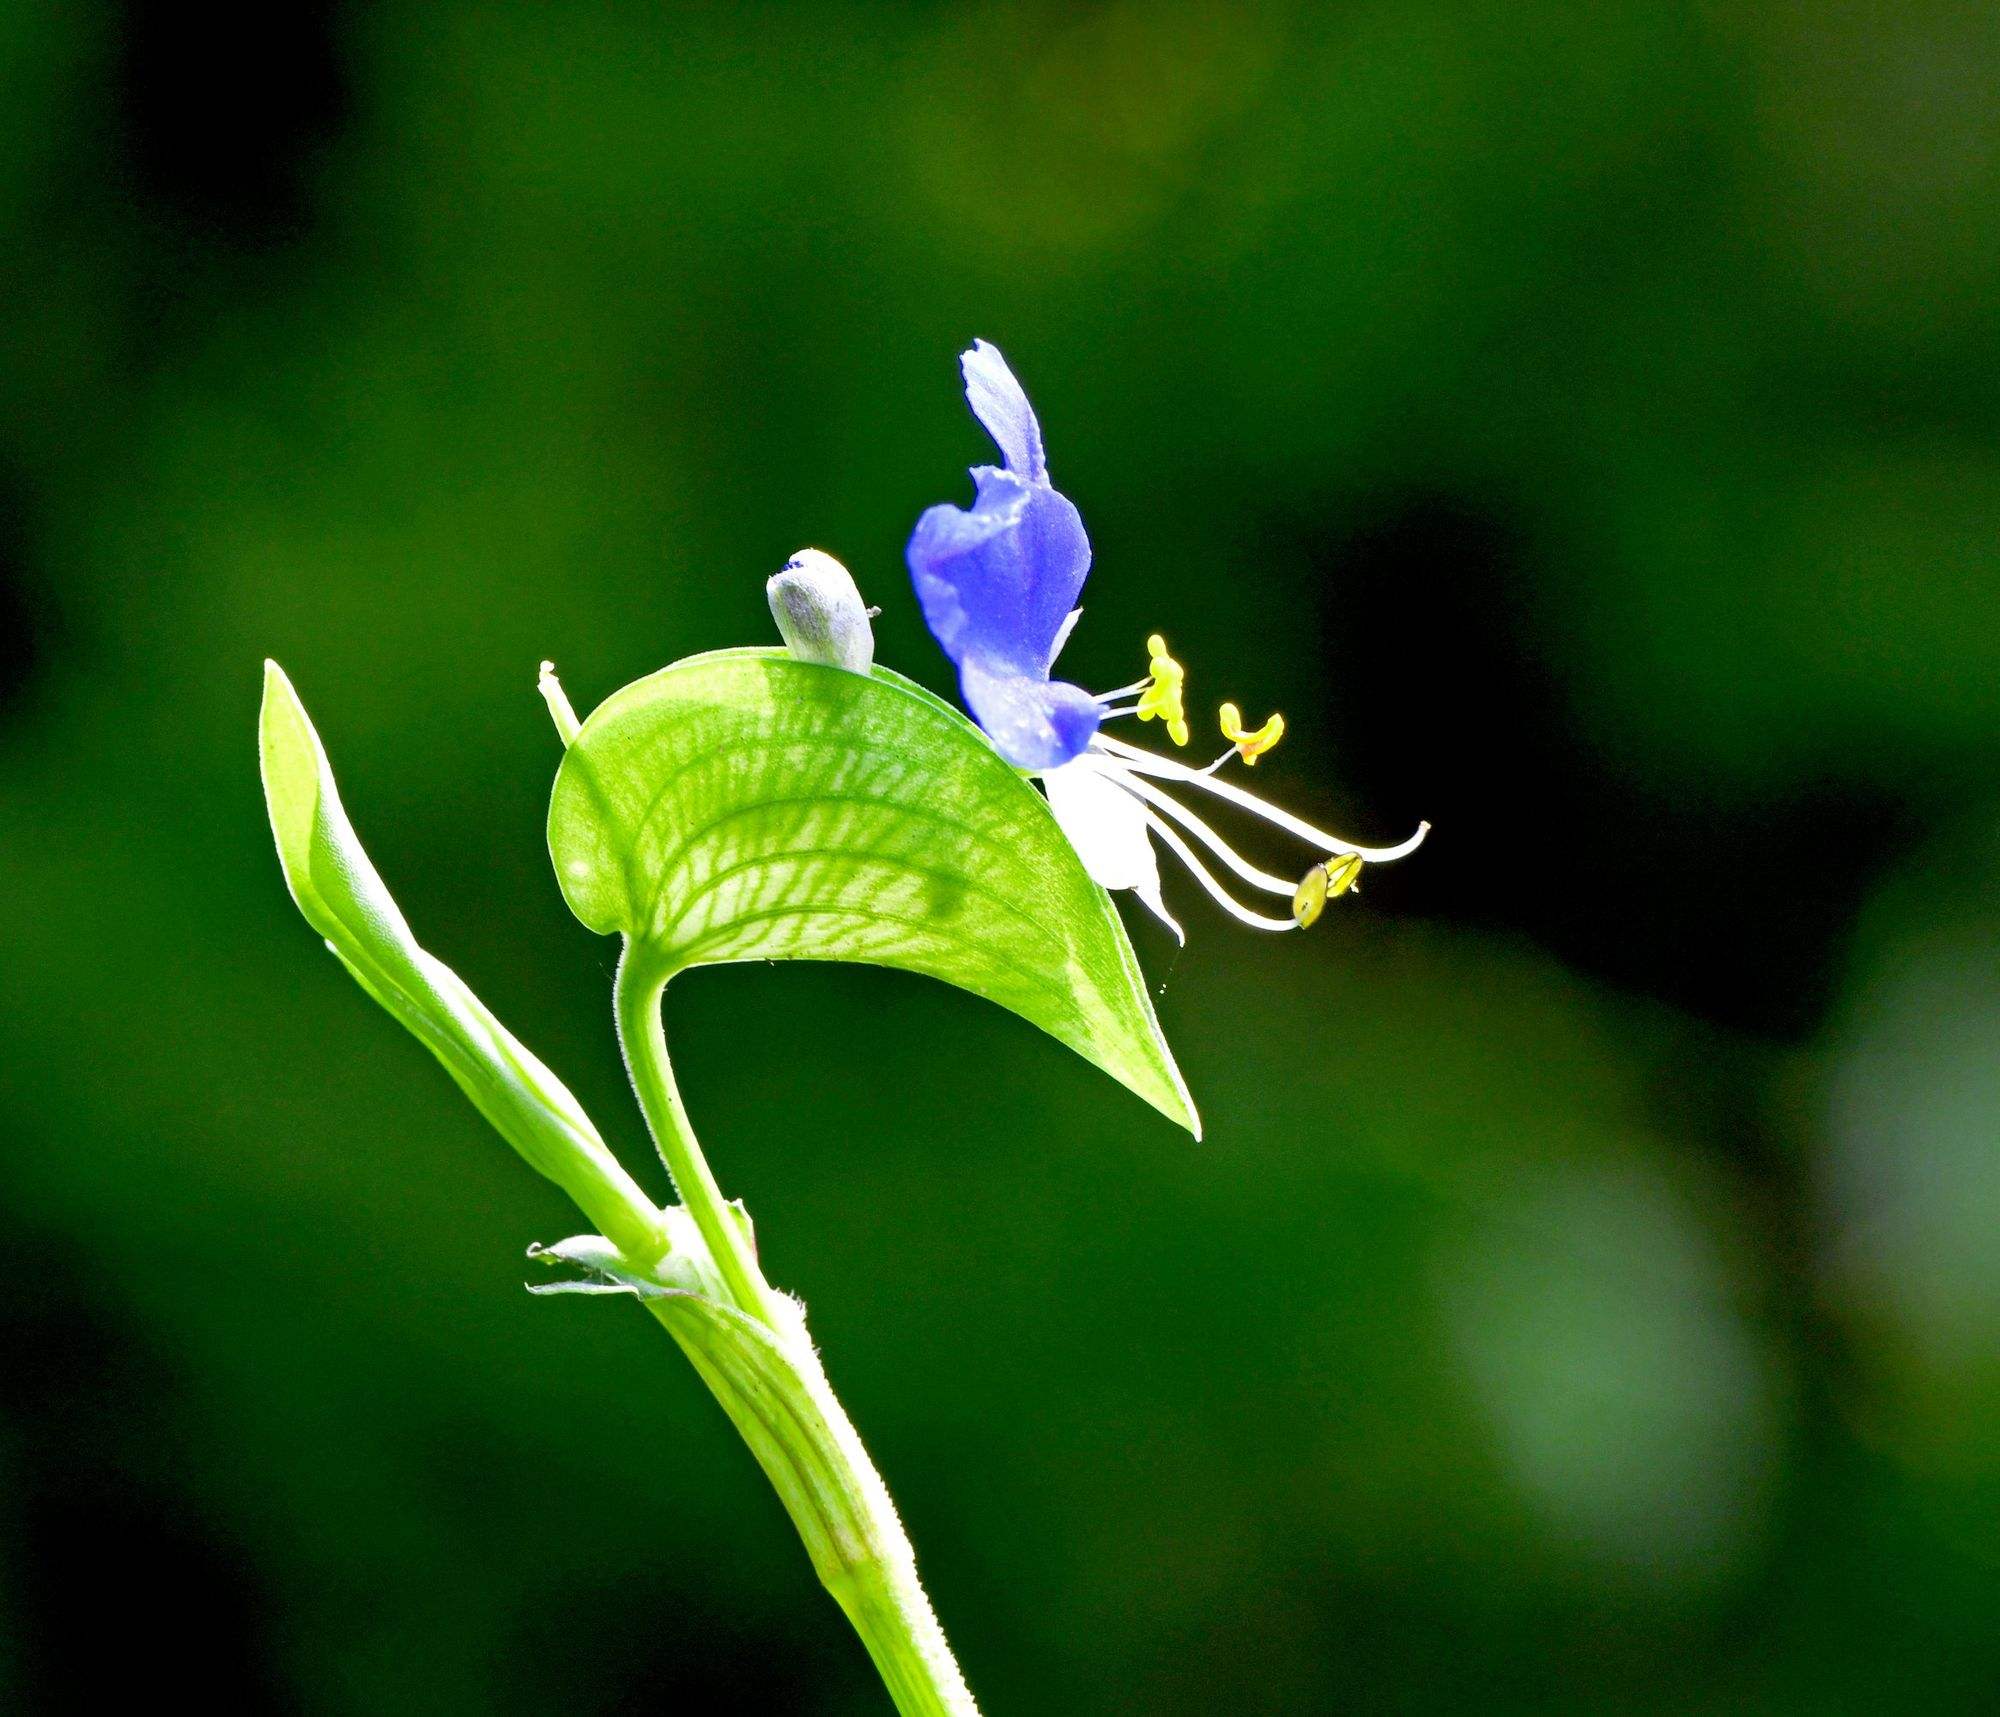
[{"x1": 547, "y1": 647, "x2": 1197, "y2": 1135}]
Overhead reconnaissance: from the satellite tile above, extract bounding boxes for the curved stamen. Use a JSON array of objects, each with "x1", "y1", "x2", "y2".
[
  {"x1": 1219, "y1": 702, "x2": 1284, "y2": 765},
  {"x1": 1135, "y1": 634, "x2": 1189, "y2": 745},
  {"x1": 1138, "y1": 808, "x2": 1299, "y2": 932},
  {"x1": 1104, "y1": 765, "x2": 1297, "y2": 898},
  {"x1": 1093, "y1": 733, "x2": 1430, "y2": 863}
]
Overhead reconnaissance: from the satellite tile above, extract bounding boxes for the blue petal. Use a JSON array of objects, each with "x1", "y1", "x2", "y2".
[
  {"x1": 910, "y1": 342, "x2": 1102, "y2": 768},
  {"x1": 959, "y1": 657, "x2": 1101, "y2": 771},
  {"x1": 961, "y1": 340, "x2": 1046, "y2": 481},
  {"x1": 907, "y1": 468, "x2": 1091, "y2": 677}
]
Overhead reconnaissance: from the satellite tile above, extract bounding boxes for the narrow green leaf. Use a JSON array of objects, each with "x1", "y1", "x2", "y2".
[
  {"x1": 258, "y1": 661, "x2": 670, "y2": 1259},
  {"x1": 547, "y1": 648, "x2": 1198, "y2": 1134}
]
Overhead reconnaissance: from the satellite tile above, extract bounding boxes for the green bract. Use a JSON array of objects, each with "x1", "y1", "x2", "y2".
[{"x1": 547, "y1": 647, "x2": 1198, "y2": 1135}]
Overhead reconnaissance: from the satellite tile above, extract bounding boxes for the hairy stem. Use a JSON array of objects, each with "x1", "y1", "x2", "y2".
[
  {"x1": 646, "y1": 1300, "x2": 979, "y2": 1717},
  {"x1": 614, "y1": 942, "x2": 979, "y2": 1716}
]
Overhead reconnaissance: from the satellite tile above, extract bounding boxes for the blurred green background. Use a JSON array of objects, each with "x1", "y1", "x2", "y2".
[{"x1": 4, "y1": 2, "x2": 1999, "y2": 1710}]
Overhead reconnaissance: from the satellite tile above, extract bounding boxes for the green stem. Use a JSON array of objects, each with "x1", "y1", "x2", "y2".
[
  {"x1": 614, "y1": 941, "x2": 979, "y2": 1716},
  {"x1": 829, "y1": 1554, "x2": 979, "y2": 1717},
  {"x1": 645, "y1": 1300, "x2": 979, "y2": 1717},
  {"x1": 614, "y1": 944, "x2": 787, "y2": 1327}
]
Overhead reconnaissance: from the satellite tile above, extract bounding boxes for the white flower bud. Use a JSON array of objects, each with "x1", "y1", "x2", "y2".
[{"x1": 767, "y1": 549, "x2": 875, "y2": 674}]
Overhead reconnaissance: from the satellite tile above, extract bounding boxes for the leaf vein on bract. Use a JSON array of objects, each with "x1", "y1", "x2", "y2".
[
  {"x1": 676, "y1": 900, "x2": 1085, "y2": 1013},
  {"x1": 608, "y1": 741, "x2": 1021, "y2": 935},
  {"x1": 651, "y1": 834, "x2": 1075, "y2": 960},
  {"x1": 620, "y1": 720, "x2": 979, "y2": 847}
]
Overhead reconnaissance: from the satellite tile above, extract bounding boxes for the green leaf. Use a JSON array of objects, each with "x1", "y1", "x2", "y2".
[
  {"x1": 258, "y1": 661, "x2": 670, "y2": 1260},
  {"x1": 546, "y1": 648, "x2": 1198, "y2": 1135}
]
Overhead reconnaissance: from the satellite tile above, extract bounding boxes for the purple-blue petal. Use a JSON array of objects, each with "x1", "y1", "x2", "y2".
[
  {"x1": 909, "y1": 341, "x2": 1102, "y2": 769},
  {"x1": 961, "y1": 340, "x2": 1046, "y2": 481},
  {"x1": 907, "y1": 468, "x2": 1091, "y2": 678},
  {"x1": 959, "y1": 657, "x2": 1101, "y2": 771}
]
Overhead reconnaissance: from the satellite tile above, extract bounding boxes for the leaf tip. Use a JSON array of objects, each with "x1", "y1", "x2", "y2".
[
  {"x1": 259, "y1": 658, "x2": 306, "y2": 750},
  {"x1": 260, "y1": 657, "x2": 297, "y2": 709},
  {"x1": 257, "y1": 659, "x2": 328, "y2": 918}
]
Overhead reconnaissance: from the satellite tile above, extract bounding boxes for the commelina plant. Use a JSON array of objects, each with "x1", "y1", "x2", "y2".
[{"x1": 260, "y1": 342, "x2": 1425, "y2": 1715}]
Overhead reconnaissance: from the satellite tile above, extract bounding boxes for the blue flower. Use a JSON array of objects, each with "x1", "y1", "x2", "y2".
[
  {"x1": 906, "y1": 341, "x2": 1101, "y2": 771},
  {"x1": 906, "y1": 341, "x2": 1427, "y2": 939}
]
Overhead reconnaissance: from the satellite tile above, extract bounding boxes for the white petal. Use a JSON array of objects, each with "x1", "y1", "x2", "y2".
[
  {"x1": 1041, "y1": 758, "x2": 1184, "y2": 942},
  {"x1": 1131, "y1": 880, "x2": 1184, "y2": 942},
  {"x1": 1042, "y1": 757, "x2": 1157, "y2": 891}
]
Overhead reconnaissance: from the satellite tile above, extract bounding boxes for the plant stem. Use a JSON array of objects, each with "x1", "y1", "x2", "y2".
[
  {"x1": 614, "y1": 942, "x2": 979, "y2": 1716},
  {"x1": 614, "y1": 944, "x2": 787, "y2": 1327},
  {"x1": 646, "y1": 1299, "x2": 979, "y2": 1716}
]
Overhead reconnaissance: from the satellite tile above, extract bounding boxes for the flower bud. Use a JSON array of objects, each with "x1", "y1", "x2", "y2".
[{"x1": 767, "y1": 549, "x2": 875, "y2": 674}]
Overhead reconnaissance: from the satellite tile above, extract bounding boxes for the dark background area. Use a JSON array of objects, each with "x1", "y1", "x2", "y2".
[{"x1": 4, "y1": 2, "x2": 1999, "y2": 1711}]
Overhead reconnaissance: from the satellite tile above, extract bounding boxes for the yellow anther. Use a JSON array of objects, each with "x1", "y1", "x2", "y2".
[
  {"x1": 1219, "y1": 701, "x2": 1284, "y2": 765},
  {"x1": 1292, "y1": 853, "x2": 1363, "y2": 927},
  {"x1": 1292, "y1": 865, "x2": 1326, "y2": 928},
  {"x1": 1136, "y1": 632, "x2": 1190, "y2": 746}
]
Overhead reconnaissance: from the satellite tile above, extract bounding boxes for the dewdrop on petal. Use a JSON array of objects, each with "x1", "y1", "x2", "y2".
[{"x1": 768, "y1": 548, "x2": 876, "y2": 673}]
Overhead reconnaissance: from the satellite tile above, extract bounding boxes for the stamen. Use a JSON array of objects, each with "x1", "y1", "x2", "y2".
[
  {"x1": 1108, "y1": 768, "x2": 1296, "y2": 898},
  {"x1": 1135, "y1": 633, "x2": 1190, "y2": 746},
  {"x1": 1139, "y1": 810, "x2": 1299, "y2": 932},
  {"x1": 1093, "y1": 733, "x2": 1430, "y2": 863},
  {"x1": 1292, "y1": 853, "x2": 1363, "y2": 928},
  {"x1": 1198, "y1": 746, "x2": 1238, "y2": 777},
  {"x1": 1219, "y1": 701, "x2": 1284, "y2": 765},
  {"x1": 1095, "y1": 678, "x2": 1151, "y2": 703},
  {"x1": 1293, "y1": 865, "x2": 1326, "y2": 927}
]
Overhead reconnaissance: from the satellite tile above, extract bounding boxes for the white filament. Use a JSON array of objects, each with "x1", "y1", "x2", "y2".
[
  {"x1": 1138, "y1": 807, "x2": 1299, "y2": 932},
  {"x1": 1109, "y1": 767, "x2": 1296, "y2": 898},
  {"x1": 1093, "y1": 733, "x2": 1429, "y2": 862}
]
